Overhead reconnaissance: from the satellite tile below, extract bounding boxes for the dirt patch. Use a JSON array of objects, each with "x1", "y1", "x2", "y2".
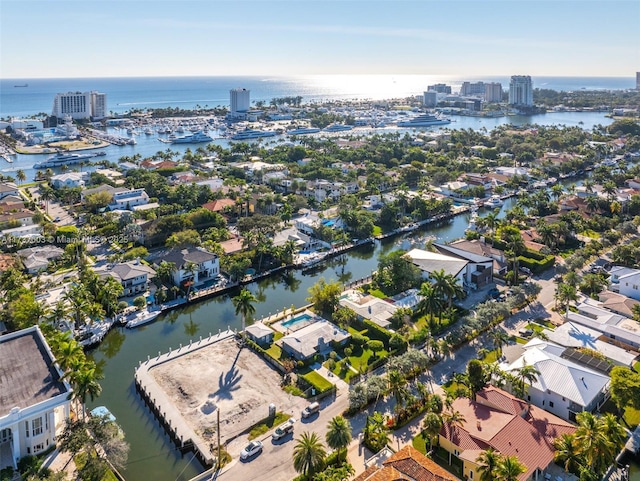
[{"x1": 150, "y1": 338, "x2": 294, "y2": 442}]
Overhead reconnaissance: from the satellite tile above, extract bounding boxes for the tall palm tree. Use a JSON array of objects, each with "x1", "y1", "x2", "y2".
[
  {"x1": 418, "y1": 282, "x2": 441, "y2": 328},
  {"x1": 443, "y1": 409, "x2": 466, "y2": 429},
  {"x1": 422, "y1": 412, "x2": 443, "y2": 451},
  {"x1": 69, "y1": 363, "x2": 103, "y2": 421},
  {"x1": 515, "y1": 361, "x2": 540, "y2": 398},
  {"x1": 16, "y1": 169, "x2": 26, "y2": 184},
  {"x1": 232, "y1": 288, "x2": 257, "y2": 334},
  {"x1": 388, "y1": 369, "x2": 409, "y2": 408},
  {"x1": 490, "y1": 329, "x2": 509, "y2": 357},
  {"x1": 156, "y1": 261, "x2": 177, "y2": 286},
  {"x1": 553, "y1": 433, "x2": 581, "y2": 473},
  {"x1": 325, "y1": 416, "x2": 352, "y2": 462},
  {"x1": 573, "y1": 412, "x2": 618, "y2": 475},
  {"x1": 476, "y1": 448, "x2": 502, "y2": 481},
  {"x1": 183, "y1": 261, "x2": 199, "y2": 298},
  {"x1": 496, "y1": 455, "x2": 526, "y2": 481},
  {"x1": 292, "y1": 432, "x2": 326, "y2": 478}
]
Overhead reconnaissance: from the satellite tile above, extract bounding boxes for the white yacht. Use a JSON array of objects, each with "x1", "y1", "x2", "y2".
[
  {"x1": 230, "y1": 129, "x2": 277, "y2": 140},
  {"x1": 171, "y1": 131, "x2": 213, "y2": 144},
  {"x1": 483, "y1": 195, "x2": 504, "y2": 208},
  {"x1": 323, "y1": 124, "x2": 353, "y2": 132},
  {"x1": 397, "y1": 113, "x2": 451, "y2": 127},
  {"x1": 33, "y1": 151, "x2": 97, "y2": 169}
]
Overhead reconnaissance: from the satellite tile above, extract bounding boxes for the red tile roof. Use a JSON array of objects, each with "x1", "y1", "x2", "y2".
[
  {"x1": 439, "y1": 387, "x2": 576, "y2": 481},
  {"x1": 202, "y1": 198, "x2": 236, "y2": 213},
  {"x1": 355, "y1": 446, "x2": 460, "y2": 481}
]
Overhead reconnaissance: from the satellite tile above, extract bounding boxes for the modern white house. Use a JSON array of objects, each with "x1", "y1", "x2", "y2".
[
  {"x1": 1, "y1": 224, "x2": 43, "y2": 241},
  {"x1": 567, "y1": 301, "x2": 640, "y2": 348},
  {"x1": 609, "y1": 266, "x2": 640, "y2": 301},
  {"x1": 501, "y1": 339, "x2": 611, "y2": 422},
  {"x1": 108, "y1": 188, "x2": 150, "y2": 211},
  {"x1": 158, "y1": 247, "x2": 220, "y2": 287},
  {"x1": 0, "y1": 326, "x2": 72, "y2": 470},
  {"x1": 98, "y1": 260, "x2": 156, "y2": 297}
]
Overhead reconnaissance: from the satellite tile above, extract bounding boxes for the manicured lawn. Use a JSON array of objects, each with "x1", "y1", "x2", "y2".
[
  {"x1": 265, "y1": 342, "x2": 283, "y2": 360},
  {"x1": 372, "y1": 225, "x2": 382, "y2": 237},
  {"x1": 368, "y1": 289, "x2": 388, "y2": 299},
  {"x1": 526, "y1": 323, "x2": 545, "y2": 334},
  {"x1": 327, "y1": 359, "x2": 358, "y2": 383},
  {"x1": 301, "y1": 371, "x2": 333, "y2": 393},
  {"x1": 514, "y1": 336, "x2": 528, "y2": 344},
  {"x1": 347, "y1": 347, "x2": 388, "y2": 371},
  {"x1": 412, "y1": 432, "x2": 428, "y2": 455},
  {"x1": 248, "y1": 412, "x2": 291, "y2": 440},
  {"x1": 634, "y1": 361, "x2": 640, "y2": 374},
  {"x1": 483, "y1": 349, "x2": 499, "y2": 363}
]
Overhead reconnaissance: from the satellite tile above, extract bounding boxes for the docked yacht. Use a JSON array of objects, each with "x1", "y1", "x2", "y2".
[
  {"x1": 125, "y1": 309, "x2": 161, "y2": 328},
  {"x1": 33, "y1": 151, "x2": 97, "y2": 169},
  {"x1": 323, "y1": 124, "x2": 354, "y2": 132},
  {"x1": 230, "y1": 129, "x2": 277, "y2": 140},
  {"x1": 288, "y1": 127, "x2": 321, "y2": 135},
  {"x1": 397, "y1": 113, "x2": 451, "y2": 127},
  {"x1": 483, "y1": 195, "x2": 504, "y2": 208},
  {"x1": 171, "y1": 131, "x2": 213, "y2": 144}
]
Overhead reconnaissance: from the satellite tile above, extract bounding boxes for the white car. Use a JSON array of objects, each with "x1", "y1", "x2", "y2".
[
  {"x1": 240, "y1": 440, "x2": 263, "y2": 460},
  {"x1": 272, "y1": 418, "x2": 296, "y2": 440}
]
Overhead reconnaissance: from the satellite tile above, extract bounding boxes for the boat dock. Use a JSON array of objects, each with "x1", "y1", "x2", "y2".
[{"x1": 134, "y1": 329, "x2": 236, "y2": 467}]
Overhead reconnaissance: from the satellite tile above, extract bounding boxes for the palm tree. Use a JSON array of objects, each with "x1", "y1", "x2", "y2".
[
  {"x1": 325, "y1": 416, "x2": 352, "y2": 462},
  {"x1": 422, "y1": 412, "x2": 443, "y2": 452},
  {"x1": 476, "y1": 448, "x2": 502, "y2": 481},
  {"x1": 418, "y1": 281, "x2": 441, "y2": 328},
  {"x1": 39, "y1": 186, "x2": 54, "y2": 216},
  {"x1": 292, "y1": 432, "x2": 326, "y2": 478},
  {"x1": 16, "y1": 169, "x2": 26, "y2": 185},
  {"x1": 490, "y1": 329, "x2": 509, "y2": 357},
  {"x1": 69, "y1": 363, "x2": 103, "y2": 421},
  {"x1": 156, "y1": 261, "x2": 177, "y2": 286},
  {"x1": 183, "y1": 261, "x2": 198, "y2": 298},
  {"x1": 515, "y1": 361, "x2": 540, "y2": 399},
  {"x1": 574, "y1": 412, "x2": 611, "y2": 474},
  {"x1": 496, "y1": 455, "x2": 526, "y2": 481},
  {"x1": 232, "y1": 288, "x2": 257, "y2": 334},
  {"x1": 388, "y1": 369, "x2": 409, "y2": 408},
  {"x1": 553, "y1": 433, "x2": 581, "y2": 473},
  {"x1": 443, "y1": 409, "x2": 466, "y2": 429}
]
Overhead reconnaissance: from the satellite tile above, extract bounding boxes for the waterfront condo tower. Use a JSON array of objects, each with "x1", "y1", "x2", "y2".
[
  {"x1": 51, "y1": 91, "x2": 107, "y2": 120},
  {"x1": 508, "y1": 76, "x2": 533, "y2": 107},
  {"x1": 230, "y1": 88, "x2": 250, "y2": 117},
  {"x1": 484, "y1": 82, "x2": 503, "y2": 103},
  {"x1": 636, "y1": 72, "x2": 640, "y2": 90}
]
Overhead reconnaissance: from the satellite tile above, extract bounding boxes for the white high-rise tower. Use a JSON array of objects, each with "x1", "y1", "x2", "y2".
[
  {"x1": 508, "y1": 76, "x2": 533, "y2": 107},
  {"x1": 230, "y1": 88, "x2": 250, "y2": 116}
]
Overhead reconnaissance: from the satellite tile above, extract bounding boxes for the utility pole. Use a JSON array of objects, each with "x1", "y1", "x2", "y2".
[{"x1": 217, "y1": 409, "x2": 221, "y2": 470}]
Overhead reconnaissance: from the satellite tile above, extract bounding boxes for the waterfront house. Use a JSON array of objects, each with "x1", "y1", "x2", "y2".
[
  {"x1": 438, "y1": 386, "x2": 576, "y2": 481},
  {"x1": 0, "y1": 183, "x2": 19, "y2": 201},
  {"x1": 108, "y1": 188, "x2": 149, "y2": 211},
  {"x1": 500, "y1": 340, "x2": 611, "y2": 421},
  {"x1": 157, "y1": 247, "x2": 219, "y2": 287},
  {"x1": 338, "y1": 290, "x2": 398, "y2": 329},
  {"x1": 433, "y1": 243, "x2": 495, "y2": 287},
  {"x1": 280, "y1": 318, "x2": 350, "y2": 361},
  {"x1": 50, "y1": 172, "x2": 88, "y2": 189},
  {"x1": 98, "y1": 260, "x2": 156, "y2": 297},
  {"x1": 355, "y1": 445, "x2": 459, "y2": 481},
  {"x1": 80, "y1": 184, "x2": 126, "y2": 202},
  {"x1": 0, "y1": 326, "x2": 72, "y2": 470},
  {"x1": 245, "y1": 323, "x2": 274, "y2": 346},
  {"x1": 438, "y1": 181, "x2": 469, "y2": 198},
  {"x1": 442, "y1": 239, "x2": 507, "y2": 276},
  {"x1": 17, "y1": 246, "x2": 64, "y2": 274}
]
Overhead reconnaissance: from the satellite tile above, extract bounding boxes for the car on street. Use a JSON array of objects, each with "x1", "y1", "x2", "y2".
[
  {"x1": 487, "y1": 287, "x2": 500, "y2": 299},
  {"x1": 54, "y1": 216, "x2": 60, "y2": 222},
  {"x1": 272, "y1": 418, "x2": 296, "y2": 440},
  {"x1": 240, "y1": 440, "x2": 263, "y2": 460},
  {"x1": 301, "y1": 402, "x2": 320, "y2": 419}
]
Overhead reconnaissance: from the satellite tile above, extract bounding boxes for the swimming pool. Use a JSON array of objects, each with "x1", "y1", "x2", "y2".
[{"x1": 281, "y1": 313, "x2": 313, "y2": 329}]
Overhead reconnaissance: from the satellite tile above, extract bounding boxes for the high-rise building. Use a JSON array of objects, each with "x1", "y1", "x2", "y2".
[
  {"x1": 484, "y1": 82, "x2": 503, "y2": 103},
  {"x1": 636, "y1": 72, "x2": 640, "y2": 90},
  {"x1": 51, "y1": 91, "x2": 107, "y2": 120},
  {"x1": 230, "y1": 88, "x2": 250, "y2": 115},
  {"x1": 423, "y1": 91, "x2": 438, "y2": 107},
  {"x1": 460, "y1": 81, "x2": 485, "y2": 97},
  {"x1": 508, "y1": 76, "x2": 533, "y2": 106},
  {"x1": 427, "y1": 83, "x2": 451, "y2": 94}
]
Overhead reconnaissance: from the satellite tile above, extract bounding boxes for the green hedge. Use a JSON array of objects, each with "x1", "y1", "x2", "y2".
[
  {"x1": 360, "y1": 319, "x2": 392, "y2": 347},
  {"x1": 518, "y1": 254, "x2": 555, "y2": 273}
]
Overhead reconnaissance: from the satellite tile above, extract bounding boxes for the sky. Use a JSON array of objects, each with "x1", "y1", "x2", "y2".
[{"x1": 1, "y1": 0, "x2": 639, "y2": 79}]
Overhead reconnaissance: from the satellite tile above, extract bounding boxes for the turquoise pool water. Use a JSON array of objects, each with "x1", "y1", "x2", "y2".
[{"x1": 282, "y1": 313, "x2": 313, "y2": 328}]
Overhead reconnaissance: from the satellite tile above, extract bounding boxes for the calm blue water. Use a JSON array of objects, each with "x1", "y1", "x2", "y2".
[{"x1": 0, "y1": 75, "x2": 634, "y2": 118}]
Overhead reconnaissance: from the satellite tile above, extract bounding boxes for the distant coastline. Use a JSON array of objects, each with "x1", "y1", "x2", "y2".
[{"x1": 0, "y1": 75, "x2": 635, "y2": 118}]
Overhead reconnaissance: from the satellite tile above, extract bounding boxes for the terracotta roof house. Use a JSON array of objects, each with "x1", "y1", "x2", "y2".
[
  {"x1": 202, "y1": 198, "x2": 237, "y2": 214},
  {"x1": 438, "y1": 386, "x2": 576, "y2": 481},
  {"x1": 355, "y1": 445, "x2": 459, "y2": 481}
]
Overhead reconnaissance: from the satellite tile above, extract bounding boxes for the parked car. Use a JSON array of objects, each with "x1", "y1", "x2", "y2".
[
  {"x1": 240, "y1": 440, "x2": 263, "y2": 460},
  {"x1": 272, "y1": 418, "x2": 296, "y2": 440},
  {"x1": 54, "y1": 216, "x2": 61, "y2": 222},
  {"x1": 487, "y1": 287, "x2": 500, "y2": 299},
  {"x1": 301, "y1": 402, "x2": 320, "y2": 419}
]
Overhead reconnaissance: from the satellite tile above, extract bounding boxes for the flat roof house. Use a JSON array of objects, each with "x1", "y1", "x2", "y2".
[{"x1": 0, "y1": 327, "x2": 71, "y2": 470}]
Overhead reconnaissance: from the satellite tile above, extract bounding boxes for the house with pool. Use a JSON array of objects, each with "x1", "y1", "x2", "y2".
[{"x1": 277, "y1": 311, "x2": 350, "y2": 361}]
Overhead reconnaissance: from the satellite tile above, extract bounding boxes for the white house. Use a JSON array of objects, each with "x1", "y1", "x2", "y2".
[
  {"x1": 0, "y1": 183, "x2": 19, "y2": 200},
  {"x1": 567, "y1": 300, "x2": 640, "y2": 348},
  {"x1": 1, "y1": 224, "x2": 43, "y2": 241},
  {"x1": 0, "y1": 326, "x2": 72, "y2": 470},
  {"x1": 98, "y1": 260, "x2": 156, "y2": 297},
  {"x1": 50, "y1": 172, "x2": 88, "y2": 189},
  {"x1": 501, "y1": 339, "x2": 610, "y2": 422},
  {"x1": 609, "y1": 266, "x2": 640, "y2": 301},
  {"x1": 108, "y1": 188, "x2": 149, "y2": 211},
  {"x1": 158, "y1": 247, "x2": 219, "y2": 287},
  {"x1": 438, "y1": 181, "x2": 469, "y2": 198},
  {"x1": 280, "y1": 317, "x2": 350, "y2": 361},
  {"x1": 433, "y1": 243, "x2": 494, "y2": 288},
  {"x1": 17, "y1": 246, "x2": 64, "y2": 274}
]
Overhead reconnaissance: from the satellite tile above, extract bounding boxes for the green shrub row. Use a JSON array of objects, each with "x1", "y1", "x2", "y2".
[
  {"x1": 357, "y1": 318, "x2": 392, "y2": 346},
  {"x1": 300, "y1": 371, "x2": 335, "y2": 395},
  {"x1": 518, "y1": 254, "x2": 555, "y2": 273}
]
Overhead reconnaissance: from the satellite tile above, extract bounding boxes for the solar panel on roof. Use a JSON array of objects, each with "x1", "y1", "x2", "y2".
[{"x1": 562, "y1": 348, "x2": 612, "y2": 374}]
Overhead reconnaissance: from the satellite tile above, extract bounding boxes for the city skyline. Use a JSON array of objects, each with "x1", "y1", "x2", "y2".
[{"x1": 1, "y1": 0, "x2": 639, "y2": 79}]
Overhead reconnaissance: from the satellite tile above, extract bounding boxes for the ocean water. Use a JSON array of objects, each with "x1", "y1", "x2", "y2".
[{"x1": 0, "y1": 75, "x2": 635, "y2": 118}]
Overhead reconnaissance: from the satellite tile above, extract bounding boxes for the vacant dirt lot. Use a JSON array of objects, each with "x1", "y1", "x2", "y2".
[{"x1": 150, "y1": 338, "x2": 296, "y2": 443}]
